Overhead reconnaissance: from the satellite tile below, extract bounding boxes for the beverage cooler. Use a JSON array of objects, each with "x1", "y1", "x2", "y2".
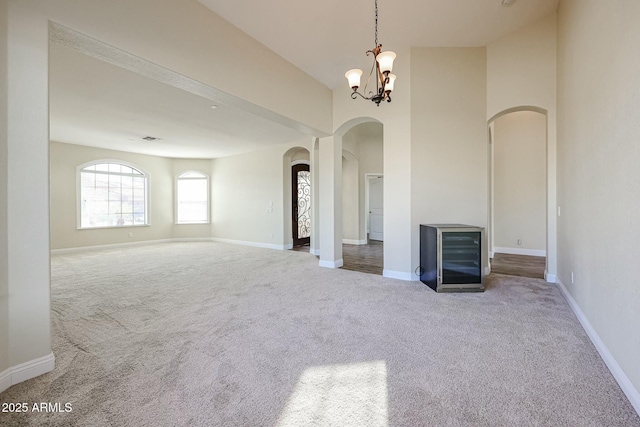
[{"x1": 420, "y1": 224, "x2": 484, "y2": 292}]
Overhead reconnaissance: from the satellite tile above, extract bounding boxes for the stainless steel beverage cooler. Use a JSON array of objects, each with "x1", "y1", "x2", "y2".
[{"x1": 420, "y1": 224, "x2": 484, "y2": 292}]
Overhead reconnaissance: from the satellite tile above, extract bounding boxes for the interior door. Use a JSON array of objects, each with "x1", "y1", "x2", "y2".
[
  {"x1": 369, "y1": 177, "x2": 384, "y2": 241},
  {"x1": 292, "y1": 164, "x2": 311, "y2": 246}
]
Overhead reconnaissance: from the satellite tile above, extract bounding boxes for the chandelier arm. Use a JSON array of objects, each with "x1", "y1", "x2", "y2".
[{"x1": 351, "y1": 90, "x2": 373, "y2": 101}]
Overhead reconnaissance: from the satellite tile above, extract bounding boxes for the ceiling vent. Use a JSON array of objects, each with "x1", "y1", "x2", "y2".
[{"x1": 142, "y1": 136, "x2": 162, "y2": 141}]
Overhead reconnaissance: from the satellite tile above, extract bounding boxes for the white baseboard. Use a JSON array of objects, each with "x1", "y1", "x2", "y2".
[
  {"x1": 544, "y1": 271, "x2": 556, "y2": 283},
  {"x1": 484, "y1": 266, "x2": 491, "y2": 276},
  {"x1": 342, "y1": 239, "x2": 367, "y2": 245},
  {"x1": 212, "y1": 238, "x2": 289, "y2": 251},
  {"x1": 494, "y1": 247, "x2": 546, "y2": 257},
  {"x1": 556, "y1": 279, "x2": 640, "y2": 416},
  {"x1": 383, "y1": 270, "x2": 413, "y2": 281},
  {"x1": 489, "y1": 250, "x2": 495, "y2": 258},
  {"x1": 310, "y1": 248, "x2": 320, "y2": 256},
  {"x1": 319, "y1": 259, "x2": 344, "y2": 269},
  {"x1": 0, "y1": 367, "x2": 10, "y2": 393},
  {"x1": 0, "y1": 352, "x2": 55, "y2": 394},
  {"x1": 51, "y1": 239, "x2": 176, "y2": 255},
  {"x1": 53, "y1": 238, "x2": 296, "y2": 255}
]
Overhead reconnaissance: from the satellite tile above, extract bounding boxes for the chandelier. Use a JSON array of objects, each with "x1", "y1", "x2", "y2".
[{"x1": 345, "y1": 0, "x2": 396, "y2": 106}]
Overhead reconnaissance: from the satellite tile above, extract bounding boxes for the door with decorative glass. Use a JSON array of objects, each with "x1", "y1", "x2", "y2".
[{"x1": 292, "y1": 164, "x2": 311, "y2": 246}]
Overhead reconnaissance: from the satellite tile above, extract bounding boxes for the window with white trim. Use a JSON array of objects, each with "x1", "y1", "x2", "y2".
[
  {"x1": 176, "y1": 171, "x2": 209, "y2": 224},
  {"x1": 79, "y1": 161, "x2": 148, "y2": 229}
]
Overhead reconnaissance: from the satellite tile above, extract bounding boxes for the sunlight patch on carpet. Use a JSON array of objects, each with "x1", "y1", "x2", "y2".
[{"x1": 276, "y1": 360, "x2": 389, "y2": 427}]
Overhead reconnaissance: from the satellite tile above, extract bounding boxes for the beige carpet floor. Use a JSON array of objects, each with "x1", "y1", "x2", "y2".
[{"x1": 1, "y1": 242, "x2": 638, "y2": 426}]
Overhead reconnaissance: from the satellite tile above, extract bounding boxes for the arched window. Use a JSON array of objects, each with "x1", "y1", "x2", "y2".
[
  {"x1": 176, "y1": 171, "x2": 209, "y2": 224},
  {"x1": 78, "y1": 161, "x2": 148, "y2": 229}
]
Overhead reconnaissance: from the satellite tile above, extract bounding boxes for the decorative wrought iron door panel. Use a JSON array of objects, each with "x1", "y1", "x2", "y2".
[{"x1": 292, "y1": 164, "x2": 311, "y2": 246}]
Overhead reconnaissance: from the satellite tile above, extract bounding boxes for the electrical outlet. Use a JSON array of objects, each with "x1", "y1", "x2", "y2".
[
  {"x1": 517, "y1": 239, "x2": 522, "y2": 245},
  {"x1": 558, "y1": 206, "x2": 561, "y2": 216},
  {"x1": 270, "y1": 233, "x2": 274, "y2": 239},
  {"x1": 571, "y1": 271, "x2": 574, "y2": 284}
]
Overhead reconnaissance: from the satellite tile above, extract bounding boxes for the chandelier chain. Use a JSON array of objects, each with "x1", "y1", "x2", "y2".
[{"x1": 374, "y1": 0, "x2": 379, "y2": 47}]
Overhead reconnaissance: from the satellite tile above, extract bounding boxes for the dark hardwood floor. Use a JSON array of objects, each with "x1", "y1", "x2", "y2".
[
  {"x1": 490, "y1": 253, "x2": 546, "y2": 279},
  {"x1": 341, "y1": 241, "x2": 383, "y2": 275},
  {"x1": 294, "y1": 245, "x2": 544, "y2": 279},
  {"x1": 291, "y1": 241, "x2": 384, "y2": 276}
]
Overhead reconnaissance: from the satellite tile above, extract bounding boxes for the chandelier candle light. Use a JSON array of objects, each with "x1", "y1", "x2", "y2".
[{"x1": 345, "y1": 0, "x2": 396, "y2": 106}]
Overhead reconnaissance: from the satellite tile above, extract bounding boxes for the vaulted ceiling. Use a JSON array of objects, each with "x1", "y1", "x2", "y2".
[{"x1": 50, "y1": 0, "x2": 559, "y2": 158}]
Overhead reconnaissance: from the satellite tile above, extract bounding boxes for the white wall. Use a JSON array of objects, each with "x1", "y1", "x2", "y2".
[
  {"x1": 333, "y1": 48, "x2": 412, "y2": 279},
  {"x1": 342, "y1": 155, "x2": 359, "y2": 242},
  {"x1": 212, "y1": 141, "x2": 311, "y2": 249},
  {"x1": 410, "y1": 47, "x2": 488, "y2": 277},
  {"x1": 51, "y1": 142, "x2": 173, "y2": 249},
  {"x1": 342, "y1": 123, "x2": 384, "y2": 243},
  {"x1": 4, "y1": 0, "x2": 52, "y2": 381},
  {"x1": 0, "y1": 0, "x2": 9, "y2": 376},
  {"x1": 487, "y1": 12, "x2": 557, "y2": 277},
  {"x1": 2, "y1": 0, "x2": 331, "y2": 387},
  {"x1": 557, "y1": 0, "x2": 640, "y2": 404},
  {"x1": 50, "y1": 142, "x2": 217, "y2": 250},
  {"x1": 493, "y1": 111, "x2": 546, "y2": 253}
]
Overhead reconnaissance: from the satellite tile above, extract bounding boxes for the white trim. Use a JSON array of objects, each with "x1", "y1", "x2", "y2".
[
  {"x1": 544, "y1": 271, "x2": 556, "y2": 283},
  {"x1": 342, "y1": 239, "x2": 367, "y2": 245},
  {"x1": 489, "y1": 249, "x2": 495, "y2": 258},
  {"x1": 484, "y1": 266, "x2": 491, "y2": 276},
  {"x1": 175, "y1": 169, "x2": 210, "y2": 225},
  {"x1": 556, "y1": 279, "x2": 640, "y2": 416},
  {"x1": 0, "y1": 367, "x2": 10, "y2": 393},
  {"x1": 383, "y1": 270, "x2": 413, "y2": 281},
  {"x1": 51, "y1": 237, "x2": 299, "y2": 255},
  {"x1": 51, "y1": 239, "x2": 176, "y2": 255},
  {"x1": 0, "y1": 352, "x2": 55, "y2": 393},
  {"x1": 212, "y1": 237, "x2": 289, "y2": 251},
  {"x1": 494, "y1": 247, "x2": 546, "y2": 257},
  {"x1": 319, "y1": 259, "x2": 344, "y2": 268},
  {"x1": 77, "y1": 159, "x2": 150, "y2": 230},
  {"x1": 310, "y1": 248, "x2": 320, "y2": 256},
  {"x1": 170, "y1": 238, "x2": 214, "y2": 243}
]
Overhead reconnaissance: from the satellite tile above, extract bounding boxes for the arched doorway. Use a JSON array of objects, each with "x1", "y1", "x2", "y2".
[
  {"x1": 488, "y1": 106, "x2": 548, "y2": 279},
  {"x1": 335, "y1": 119, "x2": 384, "y2": 275},
  {"x1": 283, "y1": 146, "x2": 312, "y2": 250}
]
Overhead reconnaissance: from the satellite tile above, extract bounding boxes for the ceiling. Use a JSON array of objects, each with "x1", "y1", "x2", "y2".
[
  {"x1": 198, "y1": 0, "x2": 559, "y2": 89},
  {"x1": 50, "y1": 0, "x2": 559, "y2": 159},
  {"x1": 49, "y1": 43, "x2": 308, "y2": 159}
]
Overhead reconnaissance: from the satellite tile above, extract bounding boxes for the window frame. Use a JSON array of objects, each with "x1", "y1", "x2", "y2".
[
  {"x1": 76, "y1": 159, "x2": 150, "y2": 230},
  {"x1": 175, "y1": 170, "x2": 210, "y2": 225}
]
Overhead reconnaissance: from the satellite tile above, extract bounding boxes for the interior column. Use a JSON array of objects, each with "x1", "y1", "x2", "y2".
[{"x1": 318, "y1": 135, "x2": 343, "y2": 268}]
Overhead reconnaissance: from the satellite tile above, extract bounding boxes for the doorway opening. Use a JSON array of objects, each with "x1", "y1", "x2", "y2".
[
  {"x1": 339, "y1": 121, "x2": 384, "y2": 275},
  {"x1": 488, "y1": 109, "x2": 547, "y2": 279},
  {"x1": 292, "y1": 163, "x2": 311, "y2": 247}
]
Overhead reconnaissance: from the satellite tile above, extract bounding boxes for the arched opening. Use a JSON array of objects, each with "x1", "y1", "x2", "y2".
[
  {"x1": 283, "y1": 146, "x2": 311, "y2": 250},
  {"x1": 335, "y1": 119, "x2": 384, "y2": 275},
  {"x1": 488, "y1": 106, "x2": 548, "y2": 279}
]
